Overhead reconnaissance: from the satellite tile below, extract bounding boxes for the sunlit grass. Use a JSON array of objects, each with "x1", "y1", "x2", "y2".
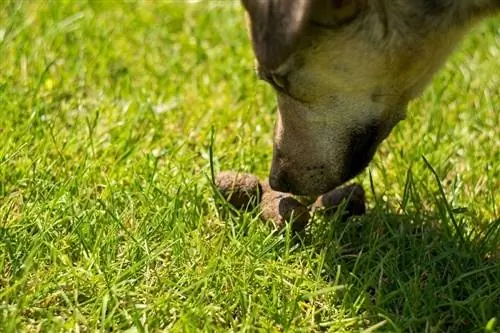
[{"x1": 0, "y1": 1, "x2": 498, "y2": 331}]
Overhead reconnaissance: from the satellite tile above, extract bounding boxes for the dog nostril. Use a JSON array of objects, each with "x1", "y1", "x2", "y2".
[{"x1": 269, "y1": 172, "x2": 291, "y2": 193}]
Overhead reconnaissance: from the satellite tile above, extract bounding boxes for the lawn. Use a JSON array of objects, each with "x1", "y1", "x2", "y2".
[{"x1": 0, "y1": 1, "x2": 498, "y2": 332}]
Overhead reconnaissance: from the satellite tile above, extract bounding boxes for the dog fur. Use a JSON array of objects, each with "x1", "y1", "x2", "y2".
[{"x1": 242, "y1": 0, "x2": 499, "y2": 195}]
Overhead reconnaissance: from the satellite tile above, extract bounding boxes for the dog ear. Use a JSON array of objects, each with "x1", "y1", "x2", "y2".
[{"x1": 242, "y1": 0, "x2": 312, "y2": 70}]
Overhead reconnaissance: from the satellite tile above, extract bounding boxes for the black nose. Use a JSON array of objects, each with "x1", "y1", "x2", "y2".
[{"x1": 269, "y1": 170, "x2": 292, "y2": 193}]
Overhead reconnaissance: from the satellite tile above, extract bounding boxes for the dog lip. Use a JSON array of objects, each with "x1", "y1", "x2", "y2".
[{"x1": 287, "y1": 180, "x2": 341, "y2": 196}]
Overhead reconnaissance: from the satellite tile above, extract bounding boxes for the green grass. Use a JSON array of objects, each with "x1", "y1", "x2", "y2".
[{"x1": 0, "y1": 1, "x2": 498, "y2": 332}]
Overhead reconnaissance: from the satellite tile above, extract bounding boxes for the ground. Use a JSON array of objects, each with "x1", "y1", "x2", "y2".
[{"x1": 0, "y1": 1, "x2": 498, "y2": 332}]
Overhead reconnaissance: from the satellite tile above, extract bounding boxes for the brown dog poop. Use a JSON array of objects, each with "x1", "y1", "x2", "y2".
[
  {"x1": 215, "y1": 171, "x2": 365, "y2": 231},
  {"x1": 215, "y1": 171, "x2": 309, "y2": 231},
  {"x1": 260, "y1": 181, "x2": 310, "y2": 231},
  {"x1": 215, "y1": 171, "x2": 262, "y2": 209},
  {"x1": 312, "y1": 183, "x2": 366, "y2": 219}
]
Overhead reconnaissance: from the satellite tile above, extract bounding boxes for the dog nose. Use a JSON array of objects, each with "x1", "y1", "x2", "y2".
[{"x1": 269, "y1": 170, "x2": 292, "y2": 193}]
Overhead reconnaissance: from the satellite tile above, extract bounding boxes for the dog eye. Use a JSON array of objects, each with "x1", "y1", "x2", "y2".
[
  {"x1": 257, "y1": 69, "x2": 289, "y2": 93},
  {"x1": 270, "y1": 73, "x2": 286, "y2": 90}
]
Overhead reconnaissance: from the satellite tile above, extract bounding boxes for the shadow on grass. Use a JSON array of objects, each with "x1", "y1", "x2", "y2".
[
  {"x1": 210, "y1": 161, "x2": 498, "y2": 332},
  {"x1": 306, "y1": 196, "x2": 499, "y2": 332}
]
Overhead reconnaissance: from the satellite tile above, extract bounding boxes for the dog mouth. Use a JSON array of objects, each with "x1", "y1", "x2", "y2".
[
  {"x1": 269, "y1": 166, "x2": 343, "y2": 196},
  {"x1": 342, "y1": 122, "x2": 382, "y2": 180}
]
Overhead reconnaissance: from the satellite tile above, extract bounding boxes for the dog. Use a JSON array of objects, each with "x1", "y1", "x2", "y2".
[{"x1": 241, "y1": 0, "x2": 499, "y2": 196}]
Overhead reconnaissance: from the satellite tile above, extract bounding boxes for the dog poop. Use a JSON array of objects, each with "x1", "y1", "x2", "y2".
[
  {"x1": 215, "y1": 171, "x2": 309, "y2": 231},
  {"x1": 215, "y1": 171, "x2": 365, "y2": 232},
  {"x1": 215, "y1": 171, "x2": 262, "y2": 209},
  {"x1": 260, "y1": 181, "x2": 310, "y2": 231},
  {"x1": 312, "y1": 183, "x2": 366, "y2": 219}
]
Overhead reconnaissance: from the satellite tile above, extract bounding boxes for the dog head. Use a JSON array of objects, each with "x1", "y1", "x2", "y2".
[{"x1": 242, "y1": 0, "x2": 467, "y2": 195}]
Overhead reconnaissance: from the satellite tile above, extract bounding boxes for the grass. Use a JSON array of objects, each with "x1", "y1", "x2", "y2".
[{"x1": 0, "y1": 1, "x2": 498, "y2": 331}]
